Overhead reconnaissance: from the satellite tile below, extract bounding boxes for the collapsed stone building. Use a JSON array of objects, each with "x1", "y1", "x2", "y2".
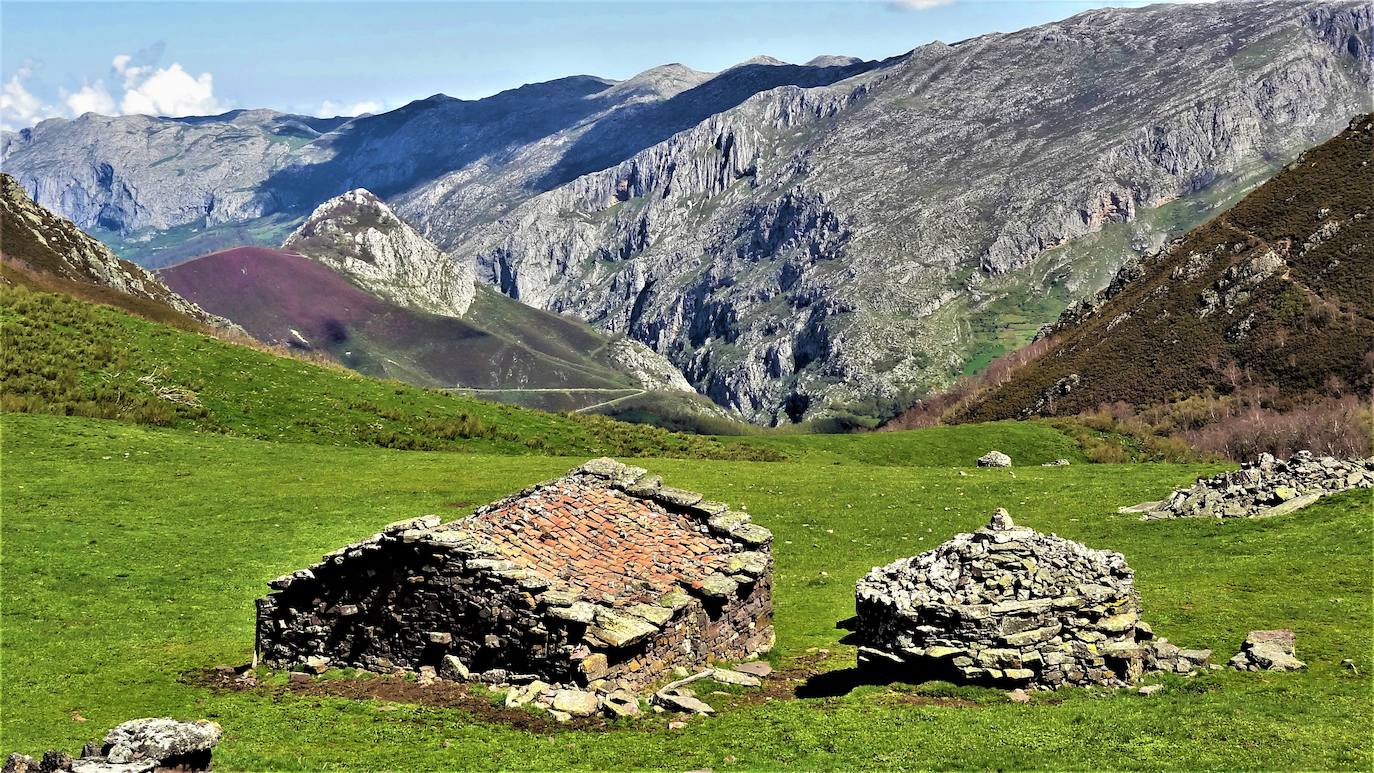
[
  {"x1": 1132, "y1": 451, "x2": 1374, "y2": 520},
  {"x1": 256, "y1": 459, "x2": 773, "y2": 695},
  {"x1": 855, "y1": 509, "x2": 1164, "y2": 689}
]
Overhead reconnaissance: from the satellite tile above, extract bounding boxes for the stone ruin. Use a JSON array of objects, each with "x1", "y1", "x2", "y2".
[
  {"x1": 855, "y1": 509, "x2": 1168, "y2": 689},
  {"x1": 255, "y1": 458, "x2": 773, "y2": 715},
  {"x1": 1129, "y1": 451, "x2": 1373, "y2": 520},
  {"x1": 5, "y1": 718, "x2": 221, "y2": 773}
]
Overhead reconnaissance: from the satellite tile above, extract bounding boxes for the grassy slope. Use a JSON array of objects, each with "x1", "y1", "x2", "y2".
[
  {"x1": 3, "y1": 412, "x2": 1370, "y2": 770},
  {"x1": 0, "y1": 283, "x2": 771, "y2": 461}
]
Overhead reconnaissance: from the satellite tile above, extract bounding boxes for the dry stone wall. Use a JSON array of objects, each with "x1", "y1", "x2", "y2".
[
  {"x1": 1136, "y1": 452, "x2": 1373, "y2": 520},
  {"x1": 855, "y1": 510, "x2": 1154, "y2": 689}
]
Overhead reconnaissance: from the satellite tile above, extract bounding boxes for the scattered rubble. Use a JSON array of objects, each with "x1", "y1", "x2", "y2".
[
  {"x1": 1041, "y1": 459, "x2": 1071, "y2": 467},
  {"x1": 1229, "y1": 630, "x2": 1306, "y2": 672},
  {"x1": 1129, "y1": 452, "x2": 1373, "y2": 520},
  {"x1": 977, "y1": 451, "x2": 1012, "y2": 468},
  {"x1": 5, "y1": 718, "x2": 221, "y2": 773}
]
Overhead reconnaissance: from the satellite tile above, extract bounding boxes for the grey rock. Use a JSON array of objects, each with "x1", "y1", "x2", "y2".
[
  {"x1": 710, "y1": 667, "x2": 762, "y2": 687},
  {"x1": 101, "y1": 718, "x2": 221, "y2": 763},
  {"x1": 551, "y1": 689, "x2": 600, "y2": 716},
  {"x1": 652, "y1": 691, "x2": 716, "y2": 715},
  {"x1": 978, "y1": 452, "x2": 1012, "y2": 468},
  {"x1": 283, "y1": 188, "x2": 475, "y2": 317}
]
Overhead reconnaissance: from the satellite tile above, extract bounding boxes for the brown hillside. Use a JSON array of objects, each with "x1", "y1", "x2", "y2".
[
  {"x1": 953, "y1": 114, "x2": 1374, "y2": 423},
  {"x1": 0, "y1": 173, "x2": 223, "y2": 331}
]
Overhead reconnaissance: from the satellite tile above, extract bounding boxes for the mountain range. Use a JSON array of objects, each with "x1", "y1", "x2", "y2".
[{"x1": 3, "y1": 0, "x2": 1371, "y2": 424}]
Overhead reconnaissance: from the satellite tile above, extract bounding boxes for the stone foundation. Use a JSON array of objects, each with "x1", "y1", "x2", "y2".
[{"x1": 1134, "y1": 451, "x2": 1373, "y2": 520}]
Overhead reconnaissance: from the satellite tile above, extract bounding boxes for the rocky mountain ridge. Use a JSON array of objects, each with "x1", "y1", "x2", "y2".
[
  {"x1": 0, "y1": 57, "x2": 879, "y2": 267},
  {"x1": 452, "y1": 0, "x2": 1372, "y2": 422}
]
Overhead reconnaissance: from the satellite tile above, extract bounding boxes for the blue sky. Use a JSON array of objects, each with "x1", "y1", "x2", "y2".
[{"x1": 2, "y1": 0, "x2": 1214, "y2": 129}]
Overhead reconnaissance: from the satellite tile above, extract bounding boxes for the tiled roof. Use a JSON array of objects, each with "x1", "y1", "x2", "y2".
[{"x1": 464, "y1": 480, "x2": 732, "y2": 606}]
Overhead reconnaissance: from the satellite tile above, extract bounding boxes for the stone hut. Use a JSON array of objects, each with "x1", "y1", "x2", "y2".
[
  {"x1": 854, "y1": 509, "x2": 1152, "y2": 689},
  {"x1": 255, "y1": 459, "x2": 773, "y2": 693}
]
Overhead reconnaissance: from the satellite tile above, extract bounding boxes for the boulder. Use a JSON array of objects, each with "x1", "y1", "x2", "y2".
[{"x1": 977, "y1": 451, "x2": 1012, "y2": 468}]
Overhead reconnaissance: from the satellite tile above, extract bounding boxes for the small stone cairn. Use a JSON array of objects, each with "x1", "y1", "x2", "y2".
[
  {"x1": 977, "y1": 451, "x2": 1012, "y2": 468},
  {"x1": 855, "y1": 509, "x2": 1189, "y2": 689},
  {"x1": 5, "y1": 718, "x2": 221, "y2": 773},
  {"x1": 1132, "y1": 451, "x2": 1373, "y2": 520}
]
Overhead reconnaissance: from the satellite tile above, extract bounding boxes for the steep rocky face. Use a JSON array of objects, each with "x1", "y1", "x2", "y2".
[
  {"x1": 455, "y1": 0, "x2": 1373, "y2": 423},
  {"x1": 0, "y1": 110, "x2": 346, "y2": 234},
  {"x1": 283, "y1": 188, "x2": 476, "y2": 317},
  {"x1": 0, "y1": 172, "x2": 227, "y2": 328}
]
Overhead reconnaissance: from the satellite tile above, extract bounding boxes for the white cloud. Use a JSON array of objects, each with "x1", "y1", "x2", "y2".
[
  {"x1": 64, "y1": 81, "x2": 117, "y2": 116},
  {"x1": 0, "y1": 49, "x2": 229, "y2": 130},
  {"x1": 119, "y1": 63, "x2": 225, "y2": 117},
  {"x1": 316, "y1": 99, "x2": 384, "y2": 117},
  {"x1": 1, "y1": 64, "x2": 58, "y2": 131}
]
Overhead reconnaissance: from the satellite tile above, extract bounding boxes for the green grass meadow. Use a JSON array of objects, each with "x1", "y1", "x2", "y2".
[{"x1": 3, "y1": 412, "x2": 1370, "y2": 770}]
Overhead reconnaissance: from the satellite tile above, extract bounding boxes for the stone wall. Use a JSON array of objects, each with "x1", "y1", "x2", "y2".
[
  {"x1": 1137, "y1": 451, "x2": 1373, "y2": 520},
  {"x1": 855, "y1": 510, "x2": 1153, "y2": 689},
  {"x1": 256, "y1": 459, "x2": 773, "y2": 694}
]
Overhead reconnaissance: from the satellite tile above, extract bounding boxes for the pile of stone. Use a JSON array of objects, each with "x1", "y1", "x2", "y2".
[
  {"x1": 1131, "y1": 451, "x2": 1373, "y2": 520},
  {"x1": 977, "y1": 451, "x2": 1012, "y2": 468},
  {"x1": 5, "y1": 718, "x2": 221, "y2": 773},
  {"x1": 1142, "y1": 638, "x2": 1213, "y2": 674},
  {"x1": 855, "y1": 509, "x2": 1161, "y2": 689},
  {"x1": 1228, "y1": 629, "x2": 1306, "y2": 672}
]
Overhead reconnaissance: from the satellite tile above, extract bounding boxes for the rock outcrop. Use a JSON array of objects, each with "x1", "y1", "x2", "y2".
[
  {"x1": 1134, "y1": 452, "x2": 1374, "y2": 520},
  {"x1": 283, "y1": 188, "x2": 475, "y2": 317},
  {"x1": 855, "y1": 509, "x2": 1157, "y2": 689},
  {"x1": 0, "y1": 173, "x2": 229, "y2": 329}
]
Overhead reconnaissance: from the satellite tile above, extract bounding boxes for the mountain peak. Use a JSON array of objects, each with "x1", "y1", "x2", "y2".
[
  {"x1": 283, "y1": 188, "x2": 475, "y2": 318},
  {"x1": 805, "y1": 55, "x2": 862, "y2": 67}
]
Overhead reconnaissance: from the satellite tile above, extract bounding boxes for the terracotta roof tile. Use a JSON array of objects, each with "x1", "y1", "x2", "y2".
[{"x1": 463, "y1": 480, "x2": 732, "y2": 606}]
